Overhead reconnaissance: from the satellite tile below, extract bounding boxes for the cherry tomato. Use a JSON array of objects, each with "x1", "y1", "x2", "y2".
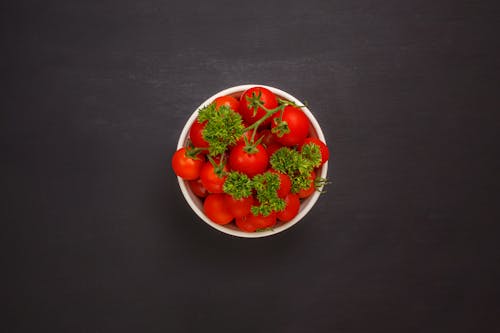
[
  {"x1": 214, "y1": 95, "x2": 240, "y2": 113},
  {"x1": 251, "y1": 212, "x2": 277, "y2": 229},
  {"x1": 189, "y1": 119, "x2": 209, "y2": 148},
  {"x1": 224, "y1": 194, "x2": 253, "y2": 218},
  {"x1": 297, "y1": 170, "x2": 316, "y2": 198},
  {"x1": 189, "y1": 178, "x2": 208, "y2": 198},
  {"x1": 239, "y1": 87, "x2": 278, "y2": 127},
  {"x1": 236, "y1": 212, "x2": 277, "y2": 231},
  {"x1": 269, "y1": 169, "x2": 291, "y2": 198},
  {"x1": 272, "y1": 106, "x2": 310, "y2": 146},
  {"x1": 299, "y1": 137, "x2": 329, "y2": 166},
  {"x1": 266, "y1": 143, "x2": 282, "y2": 158},
  {"x1": 277, "y1": 193, "x2": 300, "y2": 222},
  {"x1": 172, "y1": 148, "x2": 204, "y2": 180},
  {"x1": 204, "y1": 194, "x2": 234, "y2": 225},
  {"x1": 235, "y1": 215, "x2": 258, "y2": 232},
  {"x1": 200, "y1": 160, "x2": 228, "y2": 193},
  {"x1": 228, "y1": 142, "x2": 269, "y2": 178},
  {"x1": 258, "y1": 129, "x2": 277, "y2": 147}
]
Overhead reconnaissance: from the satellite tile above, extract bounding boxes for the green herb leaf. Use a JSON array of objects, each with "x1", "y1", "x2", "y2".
[
  {"x1": 223, "y1": 171, "x2": 253, "y2": 200},
  {"x1": 255, "y1": 227, "x2": 274, "y2": 232},
  {"x1": 314, "y1": 177, "x2": 330, "y2": 193},
  {"x1": 198, "y1": 103, "x2": 245, "y2": 156},
  {"x1": 269, "y1": 147, "x2": 303, "y2": 175},
  {"x1": 300, "y1": 143, "x2": 322, "y2": 169},
  {"x1": 251, "y1": 172, "x2": 286, "y2": 216},
  {"x1": 270, "y1": 146, "x2": 323, "y2": 193}
]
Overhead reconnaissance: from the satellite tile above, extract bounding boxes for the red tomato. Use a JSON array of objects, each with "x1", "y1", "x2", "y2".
[
  {"x1": 236, "y1": 212, "x2": 277, "y2": 231},
  {"x1": 189, "y1": 178, "x2": 208, "y2": 198},
  {"x1": 204, "y1": 194, "x2": 234, "y2": 225},
  {"x1": 251, "y1": 212, "x2": 277, "y2": 229},
  {"x1": 235, "y1": 215, "x2": 258, "y2": 232},
  {"x1": 228, "y1": 142, "x2": 269, "y2": 177},
  {"x1": 239, "y1": 87, "x2": 278, "y2": 127},
  {"x1": 272, "y1": 106, "x2": 310, "y2": 146},
  {"x1": 224, "y1": 194, "x2": 253, "y2": 218},
  {"x1": 300, "y1": 137, "x2": 329, "y2": 166},
  {"x1": 171, "y1": 148, "x2": 204, "y2": 180},
  {"x1": 200, "y1": 160, "x2": 228, "y2": 193},
  {"x1": 266, "y1": 143, "x2": 282, "y2": 158},
  {"x1": 269, "y1": 169, "x2": 291, "y2": 198},
  {"x1": 258, "y1": 129, "x2": 277, "y2": 147},
  {"x1": 277, "y1": 193, "x2": 300, "y2": 222},
  {"x1": 189, "y1": 119, "x2": 209, "y2": 148},
  {"x1": 297, "y1": 170, "x2": 316, "y2": 198},
  {"x1": 214, "y1": 95, "x2": 239, "y2": 113}
]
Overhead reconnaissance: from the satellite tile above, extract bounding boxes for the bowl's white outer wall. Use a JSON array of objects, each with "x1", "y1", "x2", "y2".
[{"x1": 176, "y1": 84, "x2": 328, "y2": 238}]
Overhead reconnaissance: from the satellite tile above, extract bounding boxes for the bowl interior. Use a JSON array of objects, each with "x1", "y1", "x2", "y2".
[{"x1": 177, "y1": 85, "x2": 328, "y2": 238}]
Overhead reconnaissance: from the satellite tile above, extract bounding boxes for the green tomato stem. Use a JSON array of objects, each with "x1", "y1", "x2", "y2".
[{"x1": 243, "y1": 102, "x2": 285, "y2": 151}]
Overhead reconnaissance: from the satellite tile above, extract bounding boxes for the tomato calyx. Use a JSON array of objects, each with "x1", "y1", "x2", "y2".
[
  {"x1": 184, "y1": 145, "x2": 207, "y2": 159},
  {"x1": 241, "y1": 132, "x2": 265, "y2": 154},
  {"x1": 206, "y1": 154, "x2": 227, "y2": 178},
  {"x1": 271, "y1": 116, "x2": 290, "y2": 138},
  {"x1": 245, "y1": 91, "x2": 264, "y2": 118}
]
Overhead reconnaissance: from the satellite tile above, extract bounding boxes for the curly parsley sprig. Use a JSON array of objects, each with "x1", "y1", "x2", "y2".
[
  {"x1": 314, "y1": 177, "x2": 330, "y2": 193},
  {"x1": 251, "y1": 172, "x2": 286, "y2": 216},
  {"x1": 223, "y1": 171, "x2": 253, "y2": 200},
  {"x1": 223, "y1": 171, "x2": 287, "y2": 216},
  {"x1": 198, "y1": 103, "x2": 245, "y2": 156},
  {"x1": 270, "y1": 144, "x2": 322, "y2": 193},
  {"x1": 299, "y1": 143, "x2": 322, "y2": 170}
]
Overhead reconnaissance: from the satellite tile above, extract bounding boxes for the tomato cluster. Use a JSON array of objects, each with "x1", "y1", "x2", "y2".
[{"x1": 172, "y1": 86, "x2": 329, "y2": 232}]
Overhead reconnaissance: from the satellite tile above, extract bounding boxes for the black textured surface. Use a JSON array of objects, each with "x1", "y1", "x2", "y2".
[{"x1": 2, "y1": 0, "x2": 500, "y2": 332}]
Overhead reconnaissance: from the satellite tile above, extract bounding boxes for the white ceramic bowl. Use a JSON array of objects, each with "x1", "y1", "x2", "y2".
[{"x1": 177, "y1": 84, "x2": 328, "y2": 238}]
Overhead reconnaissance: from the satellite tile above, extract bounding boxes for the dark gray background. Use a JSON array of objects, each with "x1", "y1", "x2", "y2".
[{"x1": 2, "y1": 0, "x2": 500, "y2": 332}]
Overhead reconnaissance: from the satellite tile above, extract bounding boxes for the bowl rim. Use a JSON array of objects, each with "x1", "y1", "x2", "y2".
[{"x1": 176, "y1": 84, "x2": 328, "y2": 238}]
